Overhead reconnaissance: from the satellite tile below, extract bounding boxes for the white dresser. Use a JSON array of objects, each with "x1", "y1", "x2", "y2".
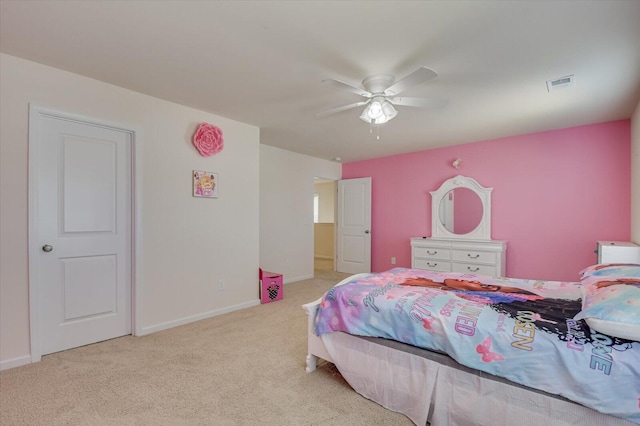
[
  {"x1": 596, "y1": 241, "x2": 640, "y2": 263},
  {"x1": 411, "y1": 237, "x2": 507, "y2": 277}
]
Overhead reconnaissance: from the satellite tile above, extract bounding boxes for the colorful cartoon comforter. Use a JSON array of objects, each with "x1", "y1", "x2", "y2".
[{"x1": 315, "y1": 268, "x2": 640, "y2": 423}]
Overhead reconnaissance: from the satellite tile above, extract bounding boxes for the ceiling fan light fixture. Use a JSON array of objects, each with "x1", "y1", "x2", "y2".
[
  {"x1": 381, "y1": 101, "x2": 397, "y2": 120},
  {"x1": 368, "y1": 97, "x2": 384, "y2": 118},
  {"x1": 360, "y1": 103, "x2": 377, "y2": 123},
  {"x1": 359, "y1": 97, "x2": 397, "y2": 124}
]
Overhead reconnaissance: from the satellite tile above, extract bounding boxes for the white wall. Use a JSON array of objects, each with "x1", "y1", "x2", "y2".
[
  {"x1": 315, "y1": 181, "x2": 335, "y2": 223},
  {"x1": 260, "y1": 145, "x2": 341, "y2": 282},
  {"x1": 0, "y1": 54, "x2": 260, "y2": 369},
  {"x1": 632, "y1": 98, "x2": 640, "y2": 244}
]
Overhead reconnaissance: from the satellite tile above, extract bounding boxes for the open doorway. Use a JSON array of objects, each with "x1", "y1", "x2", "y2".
[{"x1": 313, "y1": 177, "x2": 336, "y2": 276}]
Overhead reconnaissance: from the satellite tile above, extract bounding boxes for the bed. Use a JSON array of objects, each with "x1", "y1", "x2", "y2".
[{"x1": 302, "y1": 265, "x2": 640, "y2": 426}]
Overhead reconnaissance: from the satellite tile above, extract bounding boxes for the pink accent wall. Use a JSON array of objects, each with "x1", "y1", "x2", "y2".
[{"x1": 342, "y1": 120, "x2": 631, "y2": 281}]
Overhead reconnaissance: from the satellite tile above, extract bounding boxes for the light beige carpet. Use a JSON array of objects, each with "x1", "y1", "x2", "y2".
[{"x1": 0, "y1": 271, "x2": 413, "y2": 425}]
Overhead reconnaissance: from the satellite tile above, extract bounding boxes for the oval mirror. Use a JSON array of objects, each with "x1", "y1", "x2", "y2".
[
  {"x1": 430, "y1": 175, "x2": 492, "y2": 240},
  {"x1": 438, "y1": 187, "x2": 484, "y2": 235}
]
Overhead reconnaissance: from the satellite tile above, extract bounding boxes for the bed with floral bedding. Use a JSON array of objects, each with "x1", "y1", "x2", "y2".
[{"x1": 302, "y1": 264, "x2": 640, "y2": 426}]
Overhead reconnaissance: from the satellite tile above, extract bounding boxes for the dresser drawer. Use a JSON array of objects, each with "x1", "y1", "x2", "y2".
[
  {"x1": 452, "y1": 249, "x2": 496, "y2": 265},
  {"x1": 413, "y1": 246, "x2": 451, "y2": 261},
  {"x1": 414, "y1": 258, "x2": 451, "y2": 272},
  {"x1": 452, "y1": 262, "x2": 497, "y2": 276},
  {"x1": 411, "y1": 237, "x2": 506, "y2": 278}
]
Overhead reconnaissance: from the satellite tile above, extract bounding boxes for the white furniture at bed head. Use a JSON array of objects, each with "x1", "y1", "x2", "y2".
[
  {"x1": 596, "y1": 241, "x2": 640, "y2": 263},
  {"x1": 412, "y1": 175, "x2": 507, "y2": 277}
]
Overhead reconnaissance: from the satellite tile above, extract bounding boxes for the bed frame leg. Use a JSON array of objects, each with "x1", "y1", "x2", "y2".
[{"x1": 305, "y1": 354, "x2": 318, "y2": 373}]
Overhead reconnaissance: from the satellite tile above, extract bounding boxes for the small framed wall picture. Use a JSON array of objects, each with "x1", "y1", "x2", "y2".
[{"x1": 193, "y1": 170, "x2": 218, "y2": 198}]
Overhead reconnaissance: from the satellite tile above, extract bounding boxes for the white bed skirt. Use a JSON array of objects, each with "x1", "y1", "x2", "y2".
[{"x1": 321, "y1": 332, "x2": 636, "y2": 426}]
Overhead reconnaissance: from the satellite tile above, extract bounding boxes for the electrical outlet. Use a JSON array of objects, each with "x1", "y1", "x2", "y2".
[
  {"x1": 391, "y1": 257, "x2": 396, "y2": 265},
  {"x1": 218, "y1": 279, "x2": 225, "y2": 291}
]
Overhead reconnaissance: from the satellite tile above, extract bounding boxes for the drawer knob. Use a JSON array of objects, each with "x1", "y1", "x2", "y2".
[
  {"x1": 427, "y1": 250, "x2": 437, "y2": 255},
  {"x1": 467, "y1": 266, "x2": 480, "y2": 272},
  {"x1": 467, "y1": 253, "x2": 480, "y2": 259},
  {"x1": 427, "y1": 262, "x2": 437, "y2": 267}
]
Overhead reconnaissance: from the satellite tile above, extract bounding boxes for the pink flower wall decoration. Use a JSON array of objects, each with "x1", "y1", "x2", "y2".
[{"x1": 193, "y1": 123, "x2": 224, "y2": 156}]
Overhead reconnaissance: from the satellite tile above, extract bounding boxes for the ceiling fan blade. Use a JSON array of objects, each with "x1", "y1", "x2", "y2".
[
  {"x1": 321, "y1": 79, "x2": 372, "y2": 98},
  {"x1": 315, "y1": 100, "x2": 370, "y2": 117},
  {"x1": 384, "y1": 67, "x2": 438, "y2": 96},
  {"x1": 388, "y1": 96, "x2": 448, "y2": 109}
]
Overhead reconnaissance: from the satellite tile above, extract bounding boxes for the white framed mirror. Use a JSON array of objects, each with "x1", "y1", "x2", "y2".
[{"x1": 430, "y1": 175, "x2": 492, "y2": 240}]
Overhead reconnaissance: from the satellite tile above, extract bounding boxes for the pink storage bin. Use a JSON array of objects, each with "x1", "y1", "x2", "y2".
[{"x1": 259, "y1": 269, "x2": 283, "y2": 304}]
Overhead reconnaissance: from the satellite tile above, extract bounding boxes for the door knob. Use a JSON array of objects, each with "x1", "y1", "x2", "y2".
[
  {"x1": 364, "y1": 230, "x2": 370, "y2": 234},
  {"x1": 42, "y1": 244, "x2": 53, "y2": 252}
]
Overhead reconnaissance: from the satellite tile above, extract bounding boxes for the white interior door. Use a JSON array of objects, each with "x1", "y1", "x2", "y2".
[
  {"x1": 337, "y1": 178, "x2": 371, "y2": 274},
  {"x1": 30, "y1": 109, "x2": 132, "y2": 356}
]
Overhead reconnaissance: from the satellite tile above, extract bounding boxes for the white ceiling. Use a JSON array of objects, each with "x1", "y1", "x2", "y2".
[{"x1": 1, "y1": 1, "x2": 639, "y2": 163}]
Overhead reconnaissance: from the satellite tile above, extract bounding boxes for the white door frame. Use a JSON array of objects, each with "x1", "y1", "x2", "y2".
[{"x1": 28, "y1": 105, "x2": 142, "y2": 363}]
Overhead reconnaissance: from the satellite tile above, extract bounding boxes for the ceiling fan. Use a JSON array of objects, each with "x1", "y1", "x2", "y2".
[{"x1": 317, "y1": 67, "x2": 446, "y2": 124}]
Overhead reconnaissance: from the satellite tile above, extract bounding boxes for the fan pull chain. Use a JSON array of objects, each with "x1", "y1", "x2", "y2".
[{"x1": 369, "y1": 123, "x2": 381, "y2": 140}]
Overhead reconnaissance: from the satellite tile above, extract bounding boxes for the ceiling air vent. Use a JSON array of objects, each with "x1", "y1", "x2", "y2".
[{"x1": 546, "y1": 75, "x2": 575, "y2": 92}]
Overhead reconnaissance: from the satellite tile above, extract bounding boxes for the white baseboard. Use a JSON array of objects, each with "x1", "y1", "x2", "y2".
[
  {"x1": 137, "y1": 299, "x2": 261, "y2": 336},
  {"x1": 0, "y1": 354, "x2": 32, "y2": 371},
  {"x1": 2, "y1": 301, "x2": 266, "y2": 369},
  {"x1": 284, "y1": 273, "x2": 314, "y2": 284}
]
